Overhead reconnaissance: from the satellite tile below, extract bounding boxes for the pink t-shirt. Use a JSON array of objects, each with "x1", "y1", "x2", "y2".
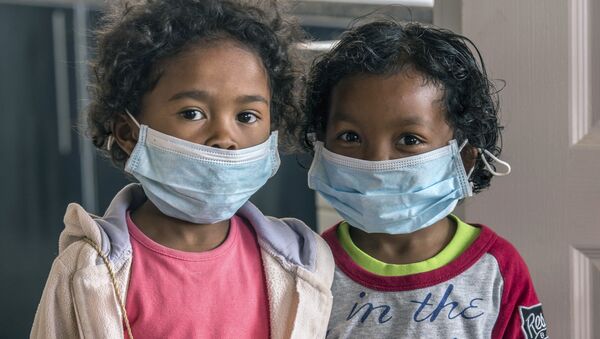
[{"x1": 125, "y1": 212, "x2": 270, "y2": 338}]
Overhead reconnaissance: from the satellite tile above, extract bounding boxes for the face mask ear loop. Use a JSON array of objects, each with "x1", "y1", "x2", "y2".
[
  {"x1": 467, "y1": 163, "x2": 476, "y2": 179},
  {"x1": 106, "y1": 135, "x2": 115, "y2": 151},
  {"x1": 125, "y1": 109, "x2": 141, "y2": 128},
  {"x1": 479, "y1": 148, "x2": 512, "y2": 176},
  {"x1": 107, "y1": 110, "x2": 140, "y2": 151},
  {"x1": 457, "y1": 139, "x2": 476, "y2": 180}
]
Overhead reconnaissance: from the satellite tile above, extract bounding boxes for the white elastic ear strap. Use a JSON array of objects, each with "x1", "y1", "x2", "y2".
[
  {"x1": 458, "y1": 139, "x2": 477, "y2": 179},
  {"x1": 125, "y1": 109, "x2": 141, "y2": 128},
  {"x1": 106, "y1": 110, "x2": 140, "y2": 151},
  {"x1": 106, "y1": 135, "x2": 115, "y2": 151},
  {"x1": 467, "y1": 161, "x2": 476, "y2": 179},
  {"x1": 479, "y1": 148, "x2": 511, "y2": 176}
]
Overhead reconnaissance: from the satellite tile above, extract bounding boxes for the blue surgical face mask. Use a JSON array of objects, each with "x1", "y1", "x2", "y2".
[
  {"x1": 123, "y1": 114, "x2": 280, "y2": 224},
  {"x1": 307, "y1": 140, "x2": 473, "y2": 234}
]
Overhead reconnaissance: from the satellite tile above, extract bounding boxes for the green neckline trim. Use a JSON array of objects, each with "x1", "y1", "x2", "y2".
[{"x1": 337, "y1": 215, "x2": 480, "y2": 277}]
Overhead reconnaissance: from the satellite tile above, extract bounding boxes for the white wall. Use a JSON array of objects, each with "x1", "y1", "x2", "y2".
[{"x1": 462, "y1": 0, "x2": 600, "y2": 337}]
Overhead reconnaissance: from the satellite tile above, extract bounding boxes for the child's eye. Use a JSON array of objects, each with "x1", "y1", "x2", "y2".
[
  {"x1": 338, "y1": 132, "x2": 361, "y2": 143},
  {"x1": 179, "y1": 109, "x2": 205, "y2": 121},
  {"x1": 237, "y1": 111, "x2": 259, "y2": 124},
  {"x1": 398, "y1": 135, "x2": 422, "y2": 146}
]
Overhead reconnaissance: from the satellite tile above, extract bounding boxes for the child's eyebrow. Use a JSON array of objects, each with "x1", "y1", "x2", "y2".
[
  {"x1": 396, "y1": 116, "x2": 428, "y2": 127},
  {"x1": 331, "y1": 110, "x2": 428, "y2": 128},
  {"x1": 169, "y1": 90, "x2": 210, "y2": 102},
  {"x1": 168, "y1": 90, "x2": 268, "y2": 105},
  {"x1": 235, "y1": 95, "x2": 269, "y2": 105}
]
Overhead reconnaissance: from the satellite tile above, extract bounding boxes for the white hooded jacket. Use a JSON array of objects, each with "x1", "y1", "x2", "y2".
[{"x1": 31, "y1": 184, "x2": 334, "y2": 338}]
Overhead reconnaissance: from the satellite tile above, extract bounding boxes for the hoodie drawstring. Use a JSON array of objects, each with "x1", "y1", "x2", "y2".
[{"x1": 83, "y1": 237, "x2": 134, "y2": 339}]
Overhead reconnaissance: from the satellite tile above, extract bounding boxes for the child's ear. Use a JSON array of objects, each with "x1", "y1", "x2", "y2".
[
  {"x1": 112, "y1": 113, "x2": 139, "y2": 155},
  {"x1": 460, "y1": 144, "x2": 478, "y2": 174}
]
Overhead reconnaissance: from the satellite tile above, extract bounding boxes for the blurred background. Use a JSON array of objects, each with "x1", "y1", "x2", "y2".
[{"x1": 1, "y1": 0, "x2": 599, "y2": 338}]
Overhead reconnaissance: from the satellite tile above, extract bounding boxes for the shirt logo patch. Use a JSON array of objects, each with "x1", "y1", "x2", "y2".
[{"x1": 519, "y1": 303, "x2": 548, "y2": 339}]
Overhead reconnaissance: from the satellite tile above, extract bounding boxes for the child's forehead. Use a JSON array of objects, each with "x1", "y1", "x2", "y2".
[
  {"x1": 162, "y1": 38, "x2": 263, "y2": 69},
  {"x1": 153, "y1": 40, "x2": 269, "y2": 85},
  {"x1": 141, "y1": 40, "x2": 271, "y2": 105},
  {"x1": 327, "y1": 70, "x2": 447, "y2": 128},
  {"x1": 331, "y1": 70, "x2": 444, "y2": 108}
]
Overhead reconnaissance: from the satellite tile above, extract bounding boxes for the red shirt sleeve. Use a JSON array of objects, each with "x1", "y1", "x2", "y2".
[{"x1": 489, "y1": 236, "x2": 548, "y2": 339}]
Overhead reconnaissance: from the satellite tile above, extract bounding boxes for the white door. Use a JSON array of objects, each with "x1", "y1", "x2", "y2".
[{"x1": 461, "y1": 0, "x2": 600, "y2": 337}]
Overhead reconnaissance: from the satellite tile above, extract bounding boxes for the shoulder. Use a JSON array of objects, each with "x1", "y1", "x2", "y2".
[
  {"x1": 237, "y1": 202, "x2": 335, "y2": 286},
  {"x1": 276, "y1": 217, "x2": 335, "y2": 291},
  {"x1": 481, "y1": 226, "x2": 539, "y2": 304},
  {"x1": 44, "y1": 238, "x2": 103, "y2": 287},
  {"x1": 477, "y1": 229, "x2": 546, "y2": 338},
  {"x1": 59, "y1": 202, "x2": 104, "y2": 253},
  {"x1": 53, "y1": 201, "x2": 127, "y2": 277},
  {"x1": 51, "y1": 201, "x2": 106, "y2": 273},
  {"x1": 310, "y1": 223, "x2": 335, "y2": 287},
  {"x1": 484, "y1": 228, "x2": 532, "y2": 279},
  {"x1": 267, "y1": 216, "x2": 334, "y2": 281}
]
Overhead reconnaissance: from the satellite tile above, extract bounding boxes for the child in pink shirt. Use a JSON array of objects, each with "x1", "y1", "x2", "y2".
[{"x1": 31, "y1": 1, "x2": 334, "y2": 338}]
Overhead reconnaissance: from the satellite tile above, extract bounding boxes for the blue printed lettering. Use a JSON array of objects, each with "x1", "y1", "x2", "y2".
[
  {"x1": 347, "y1": 291, "x2": 393, "y2": 324},
  {"x1": 410, "y1": 284, "x2": 484, "y2": 322}
]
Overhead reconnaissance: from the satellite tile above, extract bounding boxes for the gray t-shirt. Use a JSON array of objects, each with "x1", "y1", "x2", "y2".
[{"x1": 322, "y1": 224, "x2": 547, "y2": 339}]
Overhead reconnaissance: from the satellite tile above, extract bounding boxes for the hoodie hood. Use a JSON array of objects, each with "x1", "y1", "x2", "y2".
[{"x1": 58, "y1": 184, "x2": 317, "y2": 272}]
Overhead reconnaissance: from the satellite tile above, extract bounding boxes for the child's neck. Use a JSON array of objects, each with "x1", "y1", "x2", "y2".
[
  {"x1": 130, "y1": 200, "x2": 231, "y2": 252},
  {"x1": 348, "y1": 216, "x2": 457, "y2": 265}
]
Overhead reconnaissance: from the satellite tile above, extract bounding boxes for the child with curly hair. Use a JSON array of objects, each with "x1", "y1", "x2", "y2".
[
  {"x1": 303, "y1": 21, "x2": 547, "y2": 338},
  {"x1": 31, "y1": 1, "x2": 334, "y2": 338}
]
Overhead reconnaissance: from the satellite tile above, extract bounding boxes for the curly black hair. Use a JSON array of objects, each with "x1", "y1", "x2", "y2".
[
  {"x1": 303, "y1": 20, "x2": 503, "y2": 193},
  {"x1": 88, "y1": 0, "x2": 305, "y2": 168}
]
